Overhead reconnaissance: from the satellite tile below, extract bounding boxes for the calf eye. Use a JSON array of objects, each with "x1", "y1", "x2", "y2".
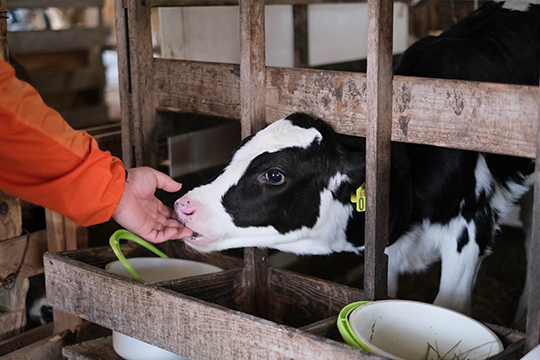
[{"x1": 261, "y1": 169, "x2": 285, "y2": 185}]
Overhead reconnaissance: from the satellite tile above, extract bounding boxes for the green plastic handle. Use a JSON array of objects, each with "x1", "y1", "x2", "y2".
[
  {"x1": 337, "y1": 301, "x2": 372, "y2": 351},
  {"x1": 109, "y1": 229, "x2": 168, "y2": 282}
]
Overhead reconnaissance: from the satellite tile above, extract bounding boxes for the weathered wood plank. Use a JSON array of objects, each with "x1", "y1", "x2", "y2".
[
  {"x1": 153, "y1": 59, "x2": 241, "y2": 119},
  {"x1": 299, "y1": 316, "x2": 340, "y2": 340},
  {"x1": 0, "y1": 323, "x2": 54, "y2": 357},
  {"x1": 154, "y1": 59, "x2": 539, "y2": 158},
  {"x1": 0, "y1": 229, "x2": 47, "y2": 279},
  {"x1": 0, "y1": 329, "x2": 71, "y2": 360},
  {"x1": 239, "y1": 0, "x2": 270, "y2": 320},
  {"x1": 126, "y1": 0, "x2": 156, "y2": 167},
  {"x1": 0, "y1": 321, "x2": 110, "y2": 360},
  {"x1": 151, "y1": 0, "x2": 367, "y2": 6},
  {"x1": 62, "y1": 336, "x2": 122, "y2": 360},
  {"x1": 113, "y1": 0, "x2": 134, "y2": 168},
  {"x1": 158, "y1": 269, "x2": 246, "y2": 312},
  {"x1": 0, "y1": 191, "x2": 22, "y2": 241},
  {"x1": 45, "y1": 209, "x2": 88, "y2": 333},
  {"x1": 44, "y1": 252, "x2": 381, "y2": 360},
  {"x1": 7, "y1": 28, "x2": 108, "y2": 54},
  {"x1": 240, "y1": 0, "x2": 266, "y2": 137},
  {"x1": 45, "y1": 209, "x2": 88, "y2": 253},
  {"x1": 526, "y1": 80, "x2": 540, "y2": 352},
  {"x1": 0, "y1": 310, "x2": 25, "y2": 341},
  {"x1": 0, "y1": 0, "x2": 7, "y2": 61},
  {"x1": 7, "y1": 0, "x2": 103, "y2": 9},
  {"x1": 268, "y1": 268, "x2": 364, "y2": 327},
  {"x1": 363, "y1": 0, "x2": 393, "y2": 301},
  {"x1": 293, "y1": 4, "x2": 309, "y2": 68}
]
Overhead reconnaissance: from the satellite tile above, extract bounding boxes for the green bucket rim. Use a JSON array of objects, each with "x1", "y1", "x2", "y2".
[
  {"x1": 337, "y1": 301, "x2": 372, "y2": 351},
  {"x1": 109, "y1": 229, "x2": 169, "y2": 282}
]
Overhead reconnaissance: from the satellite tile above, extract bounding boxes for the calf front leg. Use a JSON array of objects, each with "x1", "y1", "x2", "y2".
[{"x1": 434, "y1": 223, "x2": 482, "y2": 315}]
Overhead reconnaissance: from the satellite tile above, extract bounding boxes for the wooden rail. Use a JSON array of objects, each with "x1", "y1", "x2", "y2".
[
  {"x1": 153, "y1": 59, "x2": 538, "y2": 158},
  {"x1": 150, "y1": 0, "x2": 367, "y2": 6}
]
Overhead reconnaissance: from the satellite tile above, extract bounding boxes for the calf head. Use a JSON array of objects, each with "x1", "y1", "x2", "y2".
[{"x1": 174, "y1": 113, "x2": 413, "y2": 255}]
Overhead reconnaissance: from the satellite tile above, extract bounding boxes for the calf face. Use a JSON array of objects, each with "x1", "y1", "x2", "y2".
[
  {"x1": 175, "y1": 113, "x2": 413, "y2": 255},
  {"x1": 175, "y1": 113, "x2": 366, "y2": 254}
]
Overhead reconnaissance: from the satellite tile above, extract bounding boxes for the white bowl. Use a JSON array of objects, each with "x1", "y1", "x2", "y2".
[
  {"x1": 106, "y1": 257, "x2": 222, "y2": 360},
  {"x1": 348, "y1": 300, "x2": 503, "y2": 360}
]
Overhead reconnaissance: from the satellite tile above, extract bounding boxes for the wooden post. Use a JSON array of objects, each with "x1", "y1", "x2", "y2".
[
  {"x1": 239, "y1": 0, "x2": 269, "y2": 318},
  {"x1": 0, "y1": 196, "x2": 27, "y2": 342},
  {"x1": 114, "y1": 0, "x2": 134, "y2": 169},
  {"x1": 0, "y1": 191, "x2": 22, "y2": 240},
  {"x1": 0, "y1": 0, "x2": 7, "y2": 61},
  {"x1": 525, "y1": 75, "x2": 540, "y2": 352},
  {"x1": 45, "y1": 209, "x2": 88, "y2": 333},
  {"x1": 123, "y1": 0, "x2": 155, "y2": 168},
  {"x1": 293, "y1": 5, "x2": 309, "y2": 68},
  {"x1": 363, "y1": 0, "x2": 393, "y2": 301}
]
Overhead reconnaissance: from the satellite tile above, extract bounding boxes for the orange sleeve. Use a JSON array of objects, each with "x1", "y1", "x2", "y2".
[{"x1": 0, "y1": 59, "x2": 126, "y2": 226}]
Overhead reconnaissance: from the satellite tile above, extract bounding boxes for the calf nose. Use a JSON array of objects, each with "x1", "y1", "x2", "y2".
[{"x1": 175, "y1": 198, "x2": 196, "y2": 217}]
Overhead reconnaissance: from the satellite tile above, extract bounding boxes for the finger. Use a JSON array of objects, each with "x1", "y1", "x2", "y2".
[
  {"x1": 163, "y1": 218, "x2": 185, "y2": 228},
  {"x1": 154, "y1": 221, "x2": 165, "y2": 231},
  {"x1": 151, "y1": 168, "x2": 183, "y2": 193},
  {"x1": 151, "y1": 227, "x2": 192, "y2": 243}
]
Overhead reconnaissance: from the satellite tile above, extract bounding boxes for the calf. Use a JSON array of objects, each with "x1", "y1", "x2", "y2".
[{"x1": 175, "y1": 0, "x2": 539, "y2": 317}]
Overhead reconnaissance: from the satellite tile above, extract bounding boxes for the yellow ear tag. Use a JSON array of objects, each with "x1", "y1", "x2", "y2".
[{"x1": 351, "y1": 183, "x2": 366, "y2": 212}]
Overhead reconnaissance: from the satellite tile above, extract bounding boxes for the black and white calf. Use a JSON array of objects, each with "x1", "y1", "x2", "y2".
[{"x1": 175, "y1": 0, "x2": 539, "y2": 317}]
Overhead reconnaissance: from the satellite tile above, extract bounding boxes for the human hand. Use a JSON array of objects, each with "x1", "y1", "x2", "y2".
[{"x1": 112, "y1": 167, "x2": 193, "y2": 243}]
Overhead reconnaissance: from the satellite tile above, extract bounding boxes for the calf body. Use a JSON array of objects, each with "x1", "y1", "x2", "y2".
[{"x1": 176, "y1": 0, "x2": 539, "y2": 317}]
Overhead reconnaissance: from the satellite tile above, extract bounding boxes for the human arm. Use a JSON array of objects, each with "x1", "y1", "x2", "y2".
[{"x1": 0, "y1": 59, "x2": 191, "y2": 242}]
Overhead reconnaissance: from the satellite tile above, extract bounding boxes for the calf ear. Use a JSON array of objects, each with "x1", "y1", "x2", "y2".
[{"x1": 388, "y1": 143, "x2": 414, "y2": 244}]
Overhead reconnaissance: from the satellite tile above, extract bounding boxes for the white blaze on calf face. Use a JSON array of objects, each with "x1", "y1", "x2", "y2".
[{"x1": 174, "y1": 117, "x2": 359, "y2": 254}]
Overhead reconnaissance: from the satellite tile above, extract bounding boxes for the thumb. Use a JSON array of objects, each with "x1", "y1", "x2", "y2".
[{"x1": 151, "y1": 168, "x2": 182, "y2": 193}]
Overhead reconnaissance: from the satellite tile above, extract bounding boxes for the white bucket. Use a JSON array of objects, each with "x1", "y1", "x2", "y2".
[{"x1": 106, "y1": 257, "x2": 222, "y2": 360}]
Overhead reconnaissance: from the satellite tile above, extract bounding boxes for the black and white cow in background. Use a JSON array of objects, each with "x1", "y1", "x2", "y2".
[{"x1": 175, "y1": 0, "x2": 540, "y2": 323}]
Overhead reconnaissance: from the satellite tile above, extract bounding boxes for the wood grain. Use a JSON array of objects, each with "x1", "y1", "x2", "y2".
[
  {"x1": 0, "y1": 230, "x2": 47, "y2": 279},
  {"x1": 268, "y1": 268, "x2": 364, "y2": 327},
  {"x1": 44, "y1": 252, "x2": 381, "y2": 360},
  {"x1": 154, "y1": 59, "x2": 539, "y2": 158},
  {"x1": 526, "y1": 82, "x2": 540, "y2": 352},
  {"x1": 0, "y1": 323, "x2": 54, "y2": 357},
  {"x1": 239, "y1": 0, "x2": 270, "y2": 320},
  {"x1": 293, "y1": 5, "x2": 309, "y2": 68},
  {"x1": 114, "y1": 0, "x2": 135, "y2": 168},
  {"x1": 0, "y1": 0, "x2": 7, "y2": 61},
  {"x1": 126, "y1": 0, "x2": 156, "y2": 167},
  {"x1": 151, "y1": 0, "x2": 367, "y2": 6},
  {"x1": 363, "y1": 0, "x2": 393, "y2": 301},
  {"x1": 0, "y1": 191, "x2": 22, "y2": 241}
]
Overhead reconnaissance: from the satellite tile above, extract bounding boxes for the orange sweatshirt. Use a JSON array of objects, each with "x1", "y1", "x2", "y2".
[{"x1": 0, "y1": 59, "x2": 125, "y2": 226}]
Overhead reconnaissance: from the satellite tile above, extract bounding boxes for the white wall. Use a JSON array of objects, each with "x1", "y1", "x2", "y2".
[{"x1": 159, "y1": 3, "x2": 409, "y2": 67}]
